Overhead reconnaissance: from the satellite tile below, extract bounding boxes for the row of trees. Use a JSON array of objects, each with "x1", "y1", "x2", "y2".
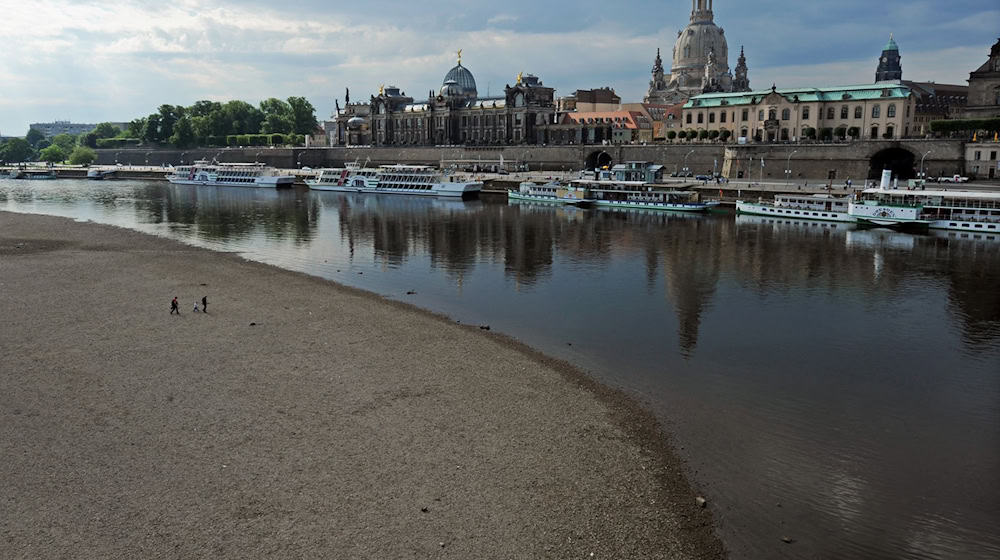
[
  {"x1": 1, "y1": 127, "x2": 103, "y2": 164},
  {"x1": 930, "y1": 118, "x2": 1000, "y2": 134},
  {"x1": 122, "y1": 97, "x2": 318, "y2": 148}
]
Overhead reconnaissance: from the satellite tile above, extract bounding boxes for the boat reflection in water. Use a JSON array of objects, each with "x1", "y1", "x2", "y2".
[{"x1": 0, "y1": 178, "x2": 998, "y2": 560}]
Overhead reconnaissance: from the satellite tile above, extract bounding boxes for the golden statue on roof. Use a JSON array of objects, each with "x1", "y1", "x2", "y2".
[
  {"x1": 378, "y1": 84, "x2": 384, "y2": 96},
  {"x1": 457, "y1": 49, "x2": 463, "y2": 65},
  {"x1": 516, "y1": 71, "x2": 523, "y2": 85}
]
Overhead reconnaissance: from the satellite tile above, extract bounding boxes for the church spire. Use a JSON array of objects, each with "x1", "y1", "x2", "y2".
[
  {"x1": 875, "y1": 34, "x2": 902, "y2": 82},
  {"x1": 653, "y1": 48, "x2": 664, "y2": 74},
  {"x1": 733, "y1": 45, "x2": 750, "y2": 92}
]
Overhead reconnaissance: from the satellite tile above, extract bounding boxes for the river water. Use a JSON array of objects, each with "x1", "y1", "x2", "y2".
[{"x1": 2, "y1": 179, "x2": 998, "y2": 559}]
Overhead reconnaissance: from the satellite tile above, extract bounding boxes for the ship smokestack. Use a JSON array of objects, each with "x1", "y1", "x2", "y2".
[{"x1": 880, "y1": 169, "x2": 892, "y2": 191}]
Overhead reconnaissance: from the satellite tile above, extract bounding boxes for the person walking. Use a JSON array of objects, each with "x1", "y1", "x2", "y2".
[
  {"x1": 170, "y1": 297, "x2": 179, "y2": 315},
  {"x1": 201, "y1": 296, "x2": 208, "y2": 314},
  {"x1": 193, "y1": 301, "x2": 200, "y2": 313}
]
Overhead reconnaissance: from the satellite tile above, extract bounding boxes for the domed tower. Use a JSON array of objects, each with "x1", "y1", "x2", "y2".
[
  {"x1": 442, "y1": 50, "x2": 478, "y2": 103},
  {"x1": 670, "y1": 0, "x2": 731, "y2": 98},
  {"x1": 875, "y1": 34, "x2": 902, "y2": 83}
]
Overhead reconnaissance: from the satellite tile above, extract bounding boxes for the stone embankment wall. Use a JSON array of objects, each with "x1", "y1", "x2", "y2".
[{"x1": 96, "y1": 139, "x2": 964, "y2": 179}]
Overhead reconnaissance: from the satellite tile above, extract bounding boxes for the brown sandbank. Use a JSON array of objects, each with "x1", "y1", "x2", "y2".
[{"x1": 0, "y1": 211, "x2": 724, "y2": 559}]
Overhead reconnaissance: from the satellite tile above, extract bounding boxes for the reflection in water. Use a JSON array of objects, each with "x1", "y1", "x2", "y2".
[{"x1": 2, "y1": 179, "x2": 998, "y2": 560}]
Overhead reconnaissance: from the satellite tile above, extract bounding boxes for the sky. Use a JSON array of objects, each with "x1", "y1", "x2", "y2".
[{"x1": 1, "y1": 0, "x2": 998, "y2": 136}]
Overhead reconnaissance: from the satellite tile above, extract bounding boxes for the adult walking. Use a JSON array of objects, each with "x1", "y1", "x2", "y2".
[
  {"x1": 201, "y1": 296, "x2": 208, "y2": 314},
  {"x1": 170, "y1": 297, "x2": 179, "y2": 315}
]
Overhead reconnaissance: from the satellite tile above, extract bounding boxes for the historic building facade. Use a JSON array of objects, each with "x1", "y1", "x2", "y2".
[
  {"x1": 330, "y1": 54, "x2": 555, "y2": 147},
  {"x1": 962, "y1": 38, "x2": 1000, "y2": 119},
  {"x1": 683, "y1": 83, "x2": 917, "y2": 142},
  {"x1": 646, "y1": 0, "x2": 750, "y2": 105}
]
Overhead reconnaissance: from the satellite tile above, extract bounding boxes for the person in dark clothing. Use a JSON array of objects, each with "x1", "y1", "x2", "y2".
[
  {"x1": 201, "y1": 296, "x2": 208, "y2": 314},
  {"x1": 170, "y1": 297, "x2": 180, "y2": 315}
]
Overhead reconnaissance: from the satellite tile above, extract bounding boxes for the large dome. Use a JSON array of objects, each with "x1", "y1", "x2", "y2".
[
  {"x1": 443, "y1": 63, "x2": 477, "y2": 99},
  {"x1": 672, "y1": 21, "x2": 729, "y2": 75}
]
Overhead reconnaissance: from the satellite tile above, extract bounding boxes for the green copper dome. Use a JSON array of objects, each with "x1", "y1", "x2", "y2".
[{"x1": 884, "y1": 34, "x2": 898, "y2": 52}]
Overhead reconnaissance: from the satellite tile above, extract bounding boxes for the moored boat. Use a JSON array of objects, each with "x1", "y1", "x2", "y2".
[
  {"x1": 737, "y1": 193, "x2": 856, "y2": 223},
  {"x1": 308, "y1": 162, "x2": 481, "y2": 198},
  {"x1": 167, "y1": 161, "x2": 294, "y2": 188},
  {"x1": 508, "y1": 181, "x2": 594, "y2": 206}
]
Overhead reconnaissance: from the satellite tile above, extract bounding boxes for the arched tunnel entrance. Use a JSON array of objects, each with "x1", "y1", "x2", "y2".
[
  {"x1": 869, "y1": 147, "x2": 916, "y2": 181},
  {"x1": 585, "y1": 151, "x2": 613, "y2": 170}
]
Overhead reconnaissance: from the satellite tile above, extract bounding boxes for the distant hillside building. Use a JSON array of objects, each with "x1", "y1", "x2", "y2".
[
  {"x1": 962, "y1": 38, "x2": 1000, "y2": 119},
  {"x1": 557, "y1": 88, "x2": 621, "y2": 113},
  {"x1": 29, "y1": 121, "x2": 99, "y2": 137}
]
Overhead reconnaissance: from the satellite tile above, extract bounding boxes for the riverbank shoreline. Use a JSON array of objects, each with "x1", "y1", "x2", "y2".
[{"x1": 0, "y1": 211, "x2": 724, "y2": 559}]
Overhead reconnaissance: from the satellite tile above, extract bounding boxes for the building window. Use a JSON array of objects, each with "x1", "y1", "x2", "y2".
[
  {"x1": 827, "y1": 107, "x2": 835, "y2": 120},
  {"x1": 974, "y1": 151, "x2": 981, "y2": 160},
  {"x1": 720, "y1": 112, "x2": 727, "y2": 123},
  {"x1": 841, "y1": 105, "x2": 849, "y2": 119},
  {"x1": 872, "y1": 105, "x2": 880, "y2": 118},
  {"x1": 781, "y1": 128, "x2": 789, "y2": 140},
  {"x1": 887, "y1": 104, "x2": 896, "y2": 118},
  {"x1": 991, "y1": 151, "x2": 997, "y2": 160},
  {"x1": 708, "y1": 113, "x2": 715, "y2": 123},
  {"x1": 698, "y1": 113, "x2": 704, "y2": 124},
  {"x1": 768, "y1": 109, "x2": 777, "y2": 120},
  {"x1": 742, "y1": 109, "x2": 749, "y2": 121},
  {"x1": 885, "y1": 126, "x2": 894, "y2": 139},
  {"x1": 871, "y1": 125, "x2": 879, "y2": 138},
  {"x1": 686, "y1": 113, "x2": 693, "y2": 124},
  {"x1": 906, "y1": 104, "x2": 911, "y2": 117},
  {"x1": 855, "y1": 106, "x2": 863, "y2": 119},
  {"x1": 781, "y1": 109, "x2": 790, "y2": 120},
  {"x1": 740, "y1": 128, "x2": 748, "y2": 137},
  {"x1": 803, "y1": 107, "x2": 810, "y2": 119}
]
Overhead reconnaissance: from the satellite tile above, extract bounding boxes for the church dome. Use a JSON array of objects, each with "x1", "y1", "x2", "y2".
[
  {"x1": 672, "y1": 20, "x2": 729, "y2": 74},
  {"x1": 443, "y1": 63, "x2": 478, "y2": 99},
  {"x1": 440, "y1": 79, "x2": 463, "y2": 98}
]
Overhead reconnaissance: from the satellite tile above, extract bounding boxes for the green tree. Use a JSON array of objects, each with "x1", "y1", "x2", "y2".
[
  {"x1": 223, "y1": 100, "x2": 264, "y2": 134},
  {"x1": 0, "y1": 138, "x2": 34, "y2": 162},
  {"x1": 93, "y1": 122, "x2": 121, "y2": 139},
  {"x1": 676, "y1": 130, "x2": 686, "y2": 140},
  {"x1": 720, "y1": 129, "x2": 732, "y2": 141},
  {"x1": 667, "y1": 130, "x2": 677, "y2": 140},
  {"x1": 157, "y1": 104, "x2": 185, "y2": 142},
  {"x1": 261, "y1": 112, "x2": 293, "y2": 134},
  {"x1": 169, "y1": 116, "x2": 196, "y2": 148},
  {"x1": 709, "y1": 130, "x2": 720, "y2": 140},
  {"x1": 142, "y1": 114, "x2": 162, "y2": 143},
  {"x1": 39, "y1": 144, "x2": 67, "y2": 163},
  {"x1": 126, "y1": 118, "x2": 146, "y2": 138},
  {"x1": 25, "y1": 128, "x2": 45, "y2": 147},
  {"x1": 698, "y1": 129, "x2": 709, "y2": 140},
  {"x1": 51, "y1": 133, "x2": 77, "y2": 154},
  {"x1": 287, "y1": 96, "x2": 318, "y2": 135},
  {"x1": 68, "y1": 146, "x2": 97, "y2": 165},
  {"x1": 80, "y1": 131, "x2": 100, "y2": 148}
]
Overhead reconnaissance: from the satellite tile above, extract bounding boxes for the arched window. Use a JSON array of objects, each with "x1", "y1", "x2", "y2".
[
  {"x1": 855, "y1": 106, "x2": 863, "y2": 119},
  {"x1": 803, "y1": 107, "x2": 810, "y2": 119},
  {"x1": 841, "y1": 105, "x2": 849, "y2": 119},
  {"x1": 781, "y1": 109, "x2": 790, "y2": 120},
  {"x1": 872, "y1": 105, "x2": 881, "y2": 118},
  {"x1": 887, "y1": 104, "x2": 896, "y2": 118},
  {"x1": 684, "y1": 46, "x2": 691, "y2": 58},
  {"x1": 827, "y1": 107, "x2": 835, "y2": 120},
  {"x1": 758, "y1": 110, "x2": 765, "y2": 120}
]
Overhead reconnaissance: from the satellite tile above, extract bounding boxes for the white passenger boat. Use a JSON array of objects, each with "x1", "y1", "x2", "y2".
[
  {"x1": 736, "y1": 193, "x2": 856, "y2": 223},
  {"x1": 307, "y1": 163, "x2": 480, "y2": 198},
  {"x1": 861, "y1": 187, "x2": 1000, "y2": 234},
  {"x1": 167, "y1": 161, "x2": 295, "y2": 188},
  {"x1": 574, "y1": 178, "x2": 716, "y2": 212},
  {"x1": 846, "y1": 170, "x2": 928, "y2": 230},
  {"x1": 508, "y1": 181, "x2": 594, "y2": 206}
]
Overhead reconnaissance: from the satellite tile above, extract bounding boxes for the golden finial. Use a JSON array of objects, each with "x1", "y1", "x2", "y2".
[
  {"x1": 457, "y1": 49, "x2": 462, "y2": 65},
  {"x1": 516, "y1": 71, "x2": 523, "y2": 85},
  {"x1": 378, "y1": 84, "x2": 384, "y2": 96}
]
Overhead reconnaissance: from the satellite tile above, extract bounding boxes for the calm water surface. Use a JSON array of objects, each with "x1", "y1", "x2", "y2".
[{"x1": 2, "y1": 179, "x2": 998, "y2": 559}]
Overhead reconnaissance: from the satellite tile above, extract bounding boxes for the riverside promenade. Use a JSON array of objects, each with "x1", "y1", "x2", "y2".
[{"x1": 0, "y1": 211, "x2": 723, "y2": 559}]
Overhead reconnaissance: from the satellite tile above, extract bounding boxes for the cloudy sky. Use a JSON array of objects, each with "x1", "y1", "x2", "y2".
[{"x1": 1, "y1": 0, "x2": 997, "y2": 136}]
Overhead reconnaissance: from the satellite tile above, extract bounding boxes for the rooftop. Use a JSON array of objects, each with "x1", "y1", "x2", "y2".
[{"x1": 685, "y1": 83, "x2": 913, "y2": 108}]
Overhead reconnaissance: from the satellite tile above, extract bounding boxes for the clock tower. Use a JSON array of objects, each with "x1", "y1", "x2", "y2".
[{"x1": 875, "y1": 34, "x2": 902, "y2": 83}]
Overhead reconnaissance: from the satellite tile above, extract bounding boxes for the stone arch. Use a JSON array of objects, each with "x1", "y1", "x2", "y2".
[
  {"x1": 868, "y1": 146, "x2": 916, "y2": 180},
  {"x1": 585, "y1": 150, "x2": 613, "y2": 170}
]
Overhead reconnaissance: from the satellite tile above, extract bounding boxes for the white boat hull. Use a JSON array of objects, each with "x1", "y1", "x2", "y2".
[
  {"x1": 592, "y1": 200, "x2": 714, "y2": 212},
  {"x1": 168, "y1": 176, "x2": 294, "y2": 188},
  {"x1": 508, "y1": 191, "x2": 592, "y2": 205},
  {"x1": 736, "y1": 201, "x2": 856, "y2": 223},
  {"x1": 308, "y1": 182, "x2": 480, "y2": 198}
]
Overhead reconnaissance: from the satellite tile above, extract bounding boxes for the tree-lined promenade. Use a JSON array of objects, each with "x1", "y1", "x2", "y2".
[{"x1": 0, "y1": 97, "x2": 320, "y2": 165}]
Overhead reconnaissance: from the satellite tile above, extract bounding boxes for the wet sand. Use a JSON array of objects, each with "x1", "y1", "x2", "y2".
[{"x1": 0, "y1": 211, "x2": 724, "y2": 559}]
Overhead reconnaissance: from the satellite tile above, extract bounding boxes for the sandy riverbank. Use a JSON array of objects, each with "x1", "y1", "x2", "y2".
[{"x1": 0, "y1": 211, "x2": 724, "y2": 559}]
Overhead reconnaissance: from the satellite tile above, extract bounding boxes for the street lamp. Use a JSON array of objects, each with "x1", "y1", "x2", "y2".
[
  {"x1": 114, "y1": 151, "x2": 120, "y2": 165},
  {"x1": 683, "y1": 149, "x2": 695, "y2": 176},
  {"x1": 255, "y1": 151, "x2": 262, "y2": 164},
  {"x1": 919, "y1": 150, "x2": 932, "y2": 180},
  {"x1": 785, "y1": 149, "x2": 799, "y2": 185},
  {"x1": 180, "y1": 152, "x2": 187, "y2": 165}
]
